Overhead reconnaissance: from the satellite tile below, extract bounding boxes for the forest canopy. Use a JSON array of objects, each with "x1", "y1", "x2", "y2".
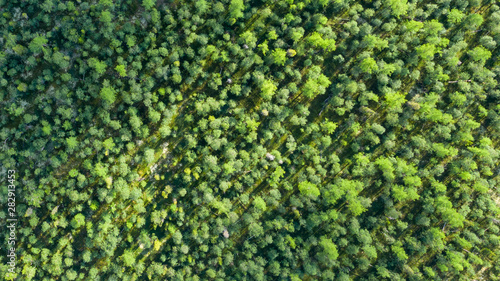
[{"x1": 1, "y1": 0, "x2": 500, "y2": 280}]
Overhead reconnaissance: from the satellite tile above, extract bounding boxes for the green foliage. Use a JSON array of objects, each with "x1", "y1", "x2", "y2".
[
  {"x1": 115, "y1": 65, "x2": 127, "y2": 77},
  {"x1": 375, "y1": 157, "x2": 395, "y2": 181},
  {"x1": 405, "y1": 20, "x2": 424, "y2": 33},
  {"x1": 253, "y1": 196, "x2": 267, "y2": 211},
  {"x1": 71, "y1": 213, "x2": 85, "y2": 229},
  {"x1": 271, "y1": 48, "x2": 288, "y2": 66},
  {"x1": 468, "y1": 46, "x2": 491, "y2": 62},
  {"x1": 229, "y1": 0, "x2": 244, "y2": 20},
  {"x1": 142, "y1": 0, "x2": 156, "y2": 10},
  {"x1": 465, "y1": 13, "x2": 484, "y2": 30},
  {"x1": 391, "y1": 241, "x2": 408, "y2": 260},
  {"x1": 417, "y1": 43, "x2": 437, "y2": 60},
  {"x1": 120, "y1": 250, "x2": 135, "y2": 267},
  {"x1": 322, "y1": 120, "x2": 338, "y2": 134},
  {"x1": 260, "y1": 79, "x2": 277, "y2": 100},
  {"x1": 363, "y1": 35, "x2": 389, "y2": 50},
  {"x1": 448, "y1": 9, "x2": 465, "y2": 24},
  {"x1": 88, "y1": 58, "x2": 107, "y2": 75},
  {"x1": 144, "y1": 148, "x2": 155, "y2": 164},
  {"x1": 240, "y1": 31, "x2": 257, "y2": 49},
  {"x1": 270, "y1": 166, "x2": 285, "y2": 187},
  {"x1": 319, "y1": 237, "x2": 339, "y2": 261},
  {"x1": 69, "y1": 169, "x2": 78, "y2": 178},
  {"x1": 100, "y1": 85, "x2": 116, "y2": 105},
  {"x1": 384, "y1": 91, "x2": 406, "y2": 110},
  {"x1": 258, "y1": 40, "x2": 269, "y2": 55},
  {"x1": 102, "y1": 137, "x2": 115, "y2": 151},
  {"x1": 100, "y1": 10, "x2": 112, "y2": 23},
  {"x1": 94, "y1": 163, "x2": 108, "y2": 178},
  {"x1": 308, "y1": 32, "x2": 336, "y2": 52},
  {"x1": 386, "y1": 0, "x2": 408, "y2": 18},
  {"x1": 29, "y1": 35, "x2": 48, "y2": 53},
  {"x1": 66, "y1": 137, "x2": 78, "y2": 150},
  {"x1": 298, "y1": 181, "x2": 320, "y2": 199},
  {"x1": 268, "y1": 30, "x2": 278, "y2": 40},
  {"x1": 4, "y1": 1, "x2": 500, "y2": 281},
  {"x1": 359, "y1": 57, "x2": 378, "y2": 74}
]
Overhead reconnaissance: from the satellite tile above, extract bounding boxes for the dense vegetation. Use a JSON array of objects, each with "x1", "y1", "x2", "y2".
[{"x1": 1, "y1": 0, "x2": 500, "y2": 280}]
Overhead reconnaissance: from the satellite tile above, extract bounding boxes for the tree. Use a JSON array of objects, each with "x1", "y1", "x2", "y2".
[
  {"x1": 362, "y1": 35, "x2": 388, "y2": 50},
  {"x1": 258, "y1": 40, "x2": 269, "y2": 56},
  {"x1": 94, "y1": 162, "x2": 108, "y2": 178},
  {"x1": 464, "y1": 13, "x2": 483, "y2": 31},
  {"x1": 229, "y1": 0, "x2": 244, "y2": 21},
  {"x1": 52, "y1": 52, "x2": 70, "y2": 69},
  {"x1": 253, "y1": 196, "x2": 267, "y2": 212},
  {"x1": 270, "y1": 166, "x2": 285, "y2": 187},
  {"x1": 71, "y1": 213, "x2": 85, "y2": 229},
  {"x1": 272, "y1": 48, "x2": 287, "y2": 66},
  {"x1": 102, "y1": 137, "x2": 115, "y2": 151},
  {"x1": 424, "y1": 19, "x2": 445, "y2": 36},
  {"x1": 302, "y1": 73, "x2": 331, "y2": 98},
  {"x1": 115, "y1": 65, "x2": 127, "y2": 77},
  {"x1": 66, "y1": 270, "x2": 78, "y2": 280},
  {"x1": 385, "y1": 0, "x2": 408, "y2": 18},
  {"x1": 260, "y1": 79, "x2": 277, "y2": 100},
  {"x1": 240, "y1": 31, "x2": 258, "y2": 49},
  {"x1": 100, "y1": 84, "x2": 116, "y2": 105},
  {"x1": 448, "y1": 9, "x2": 465, "y2": 24},
  {"x1": 69, "y1": 169, "x2": 78, "y2": 178},
  {"x1": 66, "y1": 137, "x2": 78, "y2": 151},
  {"x1": 195, "y1": 0, "x2": 209, "y2": 14},
  {"x1": 149, "y1": 113, "x2": 165, "y2": 131},
  {"x1": 22, "y1": 264, "x2": 36, "y2": 280},
  {"x1": 100, "y1": 10, "x2": 112, "y2": 24},
  {"x1": 290, "y1": 27, "x2": 304, "y2": 42},
  {"x1": 359, "y1": 57, "x2": 378, "y2": 74},
  {"x1": 435, "y1": 196, "x2": 465, "y2": 228},
  {"x1": 142, "y1": 0, "x2": 155, "y2": 10},
  {"x1": 120, "y1": 250, "x2": 135, "y2": 267},
  {"x1": 172, "y1": 230, "x2": 183, "y2": 245},
  {"x1": 29, "y1": 35, "x2": 48, "y2": 53},
  {"x1": 467, "y1": 46, "x2": 491, "y2": 63},
  {"x1": 298, "y1": 181, "x2": 320, "y2": 199},
  {"x1": 308, "y1": 32, "x2": 336, "y2": 52},
  {"x1": 321, "y1": 120, "x2": 338, "y2": 134},
  {"x1": 89, "y1": 58, "x2": 107, "y2": 75},
  {"x1": 391, "y1": 241, "x2": 408, "y2": 260},
  {"x1": 416, "y1": 43, "x2": 437, "y2": 61},
  {"x1": 384, "y1": 91, "x2": 406, "y2": 112},
  {"x1": 144, "y1": 148, "x2": 155, "y2": 164},
  {"x1": 375, "y1": 157, "x2": 395, "y2": 181},
  {"x1": 318, "y1": 236, "x2": 339, "y2": 263}
]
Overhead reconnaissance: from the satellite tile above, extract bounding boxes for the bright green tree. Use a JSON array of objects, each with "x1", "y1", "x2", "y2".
[
  {"x1": 29, "y1": 35, "x2": 48, "y2": 53},
  {"x1": 71, "y1": 213, "x2": 85, "y2": 229},
  {"x1": 272, "y1": 48, "x2": 287, "y2": 66},
  {"x1": 260, "y1": 79, "x2": 277, "y2": 100},
  {"x1": 299, "y1": 181, "x2": 320, "y2": 199}
]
